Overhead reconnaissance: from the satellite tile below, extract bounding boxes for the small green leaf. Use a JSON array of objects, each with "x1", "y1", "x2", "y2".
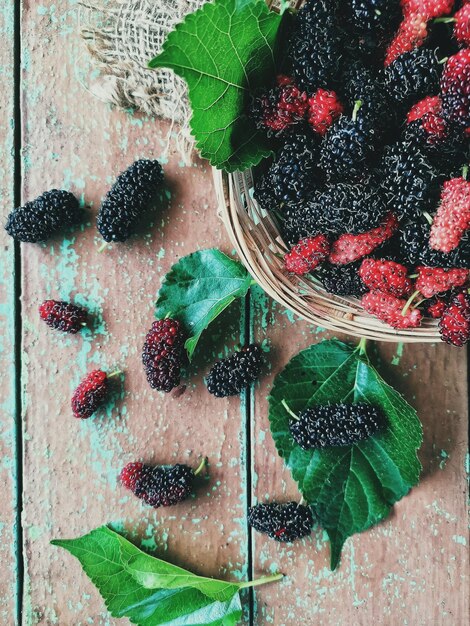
[
  {"x1": 155, "y1": 249, "x2": 252, "y2": 359},
  {"x1": 268, "y1": 339, "x2": 423, "y2": 570},
  {"x1": 52, "y1": 526, "x2": 281, "y2": 625},
  {"x1": 149, "y1": 0, "x2": 284, "y2": 171}
]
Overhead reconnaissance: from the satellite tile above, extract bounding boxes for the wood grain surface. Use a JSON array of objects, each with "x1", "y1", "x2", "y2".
[
  {"x1": 0, "y1": 2, "x2": 468, "y2": 625},
  {"x1": 0, "y1": 0, "x2": 19, "y2": 622}
]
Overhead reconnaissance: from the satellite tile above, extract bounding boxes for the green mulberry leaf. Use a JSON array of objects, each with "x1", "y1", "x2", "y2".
[
  {"x1": 52, "y1": 526, "x2": 281, "y2": 626},
  {"x1": 268, "y1": 339, "x2": 423, "y2": 569},
  {"x1": 155, "y1": 249, "x2": 253, "y2": 359},
  {"x1": 149, "y1": 0, "x2": 285, "y2": 171}
]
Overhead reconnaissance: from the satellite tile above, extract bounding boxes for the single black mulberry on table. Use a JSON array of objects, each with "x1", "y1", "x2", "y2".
[
  {"x1": 248, "y1": 502, "x2": 314, "y2": 543},
  {"x1": 120, "y1": 461, "x2": 201, "y2": 508},
  {"x1": 39, "y1": 300, "x2": 87, "y2": 334},
  {"x1": 289, "y1": 402, "x2": 384, "y2": 449},
  {"x1": 142, "y1": 318, "x2": 185, "y2": 393},
  {"x1": 317, "y1": 262, "x2": 368, "y2": 297},
  {"x1": 97, "y1": 159, "x2": 164, "y2": 243},
  {"x1": 206, "y1": 345, "x2": 263, "y2": 398},
  {"x1": 5, "y1": 189, "x2": 82, "y2": 243}
]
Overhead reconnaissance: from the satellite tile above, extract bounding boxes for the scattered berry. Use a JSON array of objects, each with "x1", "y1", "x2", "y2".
[
  {"x1": 359, "y1": 258, "x2": 413, "y2": 297},
  {"x1": 142, "y1": 319, "x2": 185, "y2": 393},
  {"x1": 250, "y1": 75, "x2": 308, "y2": 135},
  {"x1": 454, "y1": 3, "x2": 470, "y2": 47},
  {"x1": 329, "y1": 213, "x2": 399, "y2": 265},
  {"x1": 361, "y1": 290, "x2": 423, "y2": 328},
  {"x1": 284, "y1": 236, "x2": 330, "y2": 275},
  {"x1": 430, "y1": 176, "x2": 470, "y2": 252},
  {"x1": 439, "y1": 291, "x2": 470, "y2": 345},
  {"x1": 71, "y1": 370, "x2": 109, "y2": 419},
  {"x1": 415, "y1": 266, "x2": 468, "y2": 297},
  {"x1": 5, "y1": 190, "x2": 82, "y2": 243},
  {"x1": 384, "y1": 48, "x2": 441, "y2": 105},
  {"x1": 317, "y1": 262, "x2": 368, "y2": 297},
  {"x1": 206, "y1": 345, "x2": 263, "y2": 398},
  {"x1": 307, "y1": 89, "x2": 344, "y2": 136},
  {"x1": 440, "y1": 49, "x2": 470, "y2": 130},
  {"x1": 97, "y1": 159, "x2": 164, "y2": 243},
  {"x1": 39, "y1": 300, "x2": 87, "y2": 334},
  {"x1": 120, "y1": 462, "x2": 199, "y2": 508},
  {"x1": 289, "y1": 402, "x2": 384, "y2": 449},
  {"x1": 281, "y1": 201, "x2": 323, "y2": 245},
  {"x1": 248, "y1": 502, "x2": 314, "y2": 542}
]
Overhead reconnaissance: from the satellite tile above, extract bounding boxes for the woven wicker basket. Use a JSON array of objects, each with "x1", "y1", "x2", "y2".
[{"x1": 214, "y1": 168, "x2": 441, "y2": 342}]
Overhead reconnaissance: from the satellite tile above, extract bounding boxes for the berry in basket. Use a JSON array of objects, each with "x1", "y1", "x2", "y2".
[{"x1": 248, "y1": 0, "x2": 469, "y2": 344}]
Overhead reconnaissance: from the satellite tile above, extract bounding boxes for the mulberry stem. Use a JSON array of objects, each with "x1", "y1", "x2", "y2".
[
  {"x1": 462, "y1": 165, "x2": 468, "y2": 181},
  {"x1": 422, "y1": 211, "x2": 433, "y2": 225},
  {"x1": 401, "y1": 290, "x2": 420, "y2": 316},
  {"x1": 352, "y1": 100, "x2": 363, "y2": 122},
  {"x1": 108, "y1": 370, "x2": 122, "y2": 379},
  {"x1": 194, "y1": 457, "x2": 207, "y2": 476},
  {"x1": 238, "y1": 573, "x2": 283, "y2": 590},
  {"x1": 281, "y1": 399, "x2": 299, "y2": 421},
  {"x1": 98, "y1": 241, "x2": 109, "y2": 253}
]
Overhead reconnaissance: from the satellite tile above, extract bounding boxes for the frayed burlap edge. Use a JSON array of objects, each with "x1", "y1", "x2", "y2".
[{"x1": 78, "y1": 0, "x2": 207, "y2": 162}]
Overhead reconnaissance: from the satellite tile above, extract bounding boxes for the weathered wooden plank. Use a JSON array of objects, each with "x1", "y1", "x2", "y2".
[
  {"x1": 20, "y1": 3, "x2": 249, "y2": 623},
  {"x1": 0, "y1": 1, "x2": 19, "y2": 623},
  {"x1": 251, "y1": 290, "x2": 469, "y2": 625}
]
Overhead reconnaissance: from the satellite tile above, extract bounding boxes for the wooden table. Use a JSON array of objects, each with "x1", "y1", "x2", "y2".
[{"x1": 0, "y1": 3, "x2": 468, "y2": 625}]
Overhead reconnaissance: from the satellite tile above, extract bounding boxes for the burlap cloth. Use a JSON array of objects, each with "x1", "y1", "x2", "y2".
[{"x1": 79, "y1": 0, "x2": 206, "y2": 161}]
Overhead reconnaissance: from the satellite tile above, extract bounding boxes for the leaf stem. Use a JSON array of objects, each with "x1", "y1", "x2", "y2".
[
  {"x1": 281, "y1": 399, "x2": 299, "y2": 421},
  {"x1": 238, "y1": 573, "x2": 283, "y2": 590},
  {"x1": 250, "y1": 279, "x2": 258, "y2": 286},
  {"x1": 357, "y1": 337, "x2": 367, "y2": 355},
  {"x1": 194, "y1": 457, "x2": 207, "y2": 476}
]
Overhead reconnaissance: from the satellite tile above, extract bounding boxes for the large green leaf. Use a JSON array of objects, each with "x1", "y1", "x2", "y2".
[
  {"x1": 52, "y1": 526, "x2": 281, "y2": 626},
  {"x1": 268, "y1": 339, "x2": 423, "y2": 570},
  {"x1": 155, "y1": 249, "x2": 253, "y2": 359},
  {"x1": 149, "y1": 0, "x2": 284, "y2": 171}
]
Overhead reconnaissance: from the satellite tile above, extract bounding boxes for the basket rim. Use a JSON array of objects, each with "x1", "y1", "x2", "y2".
[{"x1": 214, "y1": 167, "x2": 443, "y2": 343}]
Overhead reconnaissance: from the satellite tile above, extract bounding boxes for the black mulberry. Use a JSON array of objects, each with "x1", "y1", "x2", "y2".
[
  {"x1": 5, "y1": 189, "x2": 82, "y2": 243},
  {"x1": 248, "y1": 502, "x2": 314, "y2": 542},
  {"x1": 120, "y1": 462, "x2": 198, "y2": 508},
  {"x1": 289, "y1": 402, "x2": 384, "y2": 449},
  {"x1": 97, "y1": 159, "x2": 164, "y2": 243},
  {"x1": 206, "y1": 345, "x2": 263, "y2": 398},
  {"x1": 383, "y1": 48, "x2": 442, "y2": 106},
  {"x1": 317, "y1": 262, "x2": 368, "y2": 297}
]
